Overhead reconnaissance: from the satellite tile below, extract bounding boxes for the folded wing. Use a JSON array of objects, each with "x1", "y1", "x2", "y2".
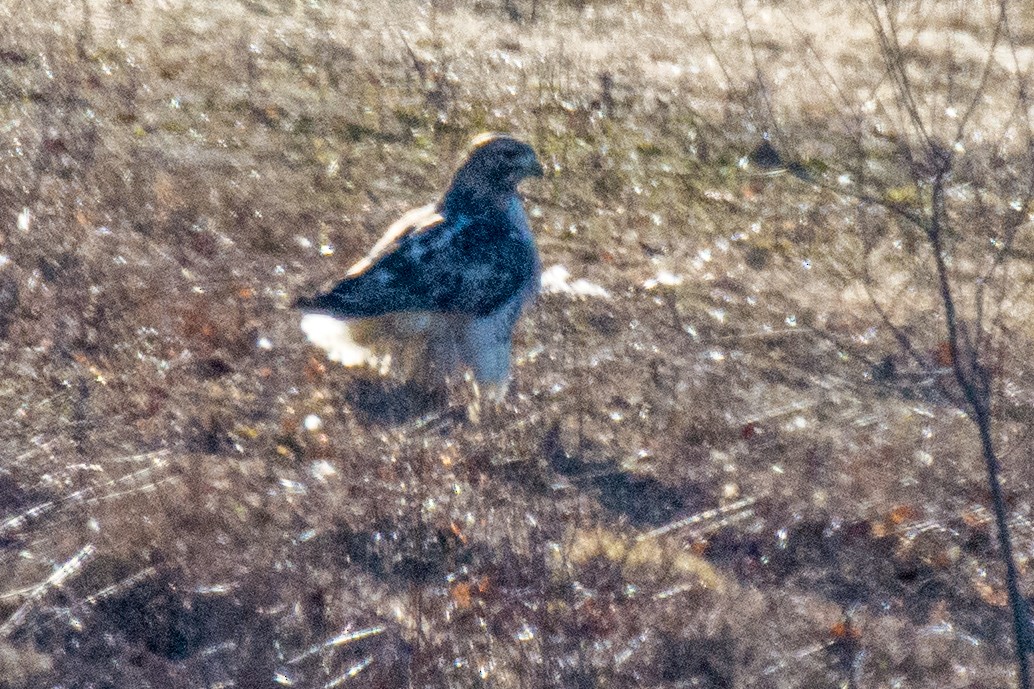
[{"x1": 296, "y1": 208, "x2": 537, "y2": 320}]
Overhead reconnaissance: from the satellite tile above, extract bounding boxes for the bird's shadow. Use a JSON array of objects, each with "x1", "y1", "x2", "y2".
[{"x1": 341, "y1": 376, "x2": 453, "y2": 426}]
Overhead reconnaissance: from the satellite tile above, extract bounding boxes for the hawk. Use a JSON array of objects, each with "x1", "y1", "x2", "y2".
[{"x1": 296, "y1": 133, "x2": 544, "y2": 402}]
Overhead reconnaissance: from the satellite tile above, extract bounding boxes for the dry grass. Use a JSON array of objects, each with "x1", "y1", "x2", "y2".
[{"x1": 1, "y1": 0, "x2": 1033, "y2": 687}]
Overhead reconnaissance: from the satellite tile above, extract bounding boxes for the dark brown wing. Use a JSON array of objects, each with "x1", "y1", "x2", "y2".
[{"x1": 296, "y1": 206, "x2": 537, "y2": 319}]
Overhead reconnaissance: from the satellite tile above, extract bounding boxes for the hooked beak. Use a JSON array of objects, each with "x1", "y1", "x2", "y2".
[{"x1": 524, "y1": 153, "x2": 545, "y2": 178}]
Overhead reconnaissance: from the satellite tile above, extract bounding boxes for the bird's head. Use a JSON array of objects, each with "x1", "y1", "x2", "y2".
[{"x1": 447, "y1": 134, "x2": 544, "y2": 207}]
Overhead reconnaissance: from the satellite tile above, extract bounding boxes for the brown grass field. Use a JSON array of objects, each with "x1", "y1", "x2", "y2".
[{"x1": 2, "y1": 0, "x2": 1034, "y2": 686}]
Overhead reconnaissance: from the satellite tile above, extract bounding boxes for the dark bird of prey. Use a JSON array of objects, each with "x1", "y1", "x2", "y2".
[{"x1": 296, "y1": 133, "x2": 544, "y2": 402}]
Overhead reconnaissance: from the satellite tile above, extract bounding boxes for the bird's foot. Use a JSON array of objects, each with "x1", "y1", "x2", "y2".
[{"x1": 464, "y1": 376, "x2": 510, "y2": 425}]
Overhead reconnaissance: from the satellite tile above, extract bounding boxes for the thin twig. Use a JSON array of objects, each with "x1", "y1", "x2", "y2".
[{"x1": 736, "y1": 0, "x2": 783, "y2": 141}]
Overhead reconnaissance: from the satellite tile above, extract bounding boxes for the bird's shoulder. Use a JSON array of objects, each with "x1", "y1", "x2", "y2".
[
  {"x1": 333, "y1": 196, "x2": 537, "y2": 318},
  {"x1": 345, "y1": 203, "x2": 446, "y2": 277},
  {"x1": 349, "y1": 197, "x2": 532, "y2": 281},
  {"x1": 424, "y1": 201, "x2": 539, "y2": 317}
]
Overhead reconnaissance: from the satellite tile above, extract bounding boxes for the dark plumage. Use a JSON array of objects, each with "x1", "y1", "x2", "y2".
[{"x1": 296, "y1": 133, "x2": 543, "y2": 392}]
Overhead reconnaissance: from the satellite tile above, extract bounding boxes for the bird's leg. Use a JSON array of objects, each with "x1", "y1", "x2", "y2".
[
  {"x1": 467, "y1": 376, "x2": 482, "y2": 425},
  {"x1": 436, "y1": 371, "x2": 479, "y2": 424},
  {"x1": 453, "y1": 371, "x2": 489, "y2": 424},
  {"x1": 465, "y1": 376, "x2": 511, "y2": 425}
]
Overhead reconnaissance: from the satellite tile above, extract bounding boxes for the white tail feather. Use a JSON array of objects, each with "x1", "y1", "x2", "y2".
[{"x1": 299, "y1": 314, "x2": 380, "y2": 369}]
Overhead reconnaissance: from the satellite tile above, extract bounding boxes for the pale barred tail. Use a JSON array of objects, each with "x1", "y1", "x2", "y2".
[
  {"x1": 299, "y1": 311, "x2": 461, "y2": 384},
  {"x1": 299, "y1": 313, "x2": 386, "y2": 371}
]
